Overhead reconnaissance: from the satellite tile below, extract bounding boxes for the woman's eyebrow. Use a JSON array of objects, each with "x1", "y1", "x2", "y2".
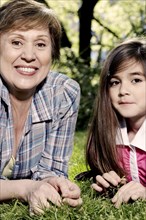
[{"x1": 8, "y1": 33, "x2": 50, "y2": 39}]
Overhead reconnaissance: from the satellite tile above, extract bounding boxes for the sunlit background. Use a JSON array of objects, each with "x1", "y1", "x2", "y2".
[{"x1": 0, "y1": 0, "x2": 145, "y2": 129}]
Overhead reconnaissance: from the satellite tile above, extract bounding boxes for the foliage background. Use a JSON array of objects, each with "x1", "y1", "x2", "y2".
[
  {"x1": 1, "y1": 0, "x2": 145, "y2": 129},
  {"x1": 0, "y1": 1, "x2": 146, "y2": 219},
  {"x1": 48, "y1": 0, "x2": 146, "y2": 130}
]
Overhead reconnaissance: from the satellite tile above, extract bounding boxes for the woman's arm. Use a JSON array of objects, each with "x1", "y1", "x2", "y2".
[
  {"x1": 0, "y1": 177, "x2": 82, "y2": 215},
  {"x1": 0, "y1": 179, "x2": 62, "y2": 215},
  {"x1": 0, "y1": 179, "x2": 33, "y2": 201},
  {"x1": 44, "y1": 176, "x2": 82, "y2": 207},
  {"x1": 32, "y1": 77, "x2": 81, "y2": 180}
]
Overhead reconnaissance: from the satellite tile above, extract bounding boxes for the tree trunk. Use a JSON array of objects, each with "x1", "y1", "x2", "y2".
[
  {"x1": 35, "y1": 0, "x2": 71, "y2": 48},
  {"x1": 78, "y1": 0, "x2": 98, "y2": 65}
]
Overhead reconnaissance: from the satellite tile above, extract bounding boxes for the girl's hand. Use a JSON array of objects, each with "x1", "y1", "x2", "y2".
[
  {"x1": 45, "y1": 176, "x2": 82, "y2": 207},
  {"x1": 112, "y1": 181, "x2": 146, "y2": 208},
  {"x1": 25, "y1": 181, "x2": 62, "y2": 216},
  {"x1": 92, "y1": 171, "x2": 122, "y2": 192}
]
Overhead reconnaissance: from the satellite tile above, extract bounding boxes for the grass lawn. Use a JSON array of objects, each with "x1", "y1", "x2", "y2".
[{"x1": 0, "y1": 131, "x2": 146, "y2": 220}]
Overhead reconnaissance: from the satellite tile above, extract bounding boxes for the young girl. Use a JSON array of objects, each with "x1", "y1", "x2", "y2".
[{"x1": 86, "y1": 38, "x2": 146, "y2": 208}]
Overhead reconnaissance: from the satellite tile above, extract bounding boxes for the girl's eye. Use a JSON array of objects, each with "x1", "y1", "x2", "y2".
[
  {"x1": 132, "y1": 78, "x2": 142, "y2": 84},
  {"x1": 109, "y1": 80, "x2": 120, "y2": 87}
]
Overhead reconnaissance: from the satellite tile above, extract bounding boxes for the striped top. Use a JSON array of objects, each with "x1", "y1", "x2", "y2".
[{"x1": 0, "y1": 71, "x2": 80, "y2": 180}]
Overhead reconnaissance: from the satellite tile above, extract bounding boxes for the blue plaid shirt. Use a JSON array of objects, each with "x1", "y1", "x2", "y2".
[{"x1": 0, "y1": 71, "x2": 80, "y2": 180}]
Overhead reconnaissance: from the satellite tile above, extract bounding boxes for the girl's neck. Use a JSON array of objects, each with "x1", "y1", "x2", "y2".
[
  {"x1": 126, "y1": 117, "x2": 145, "y2": 132},
  {"x1": 126, "y1": 117, "x2": 145, "y2": 142}
]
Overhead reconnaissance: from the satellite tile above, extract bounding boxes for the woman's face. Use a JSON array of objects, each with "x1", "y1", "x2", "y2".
[{"x1": 0, "y1": 28, "x2": 52, "y2": 95}]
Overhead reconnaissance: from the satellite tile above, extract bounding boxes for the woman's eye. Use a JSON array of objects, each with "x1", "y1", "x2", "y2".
[
  {"x1": 37, "y1": 43, "x2": 46, "y2": 48},
  {"x1": 12, "y1": 40, "x2": 22, "y2": 46}
]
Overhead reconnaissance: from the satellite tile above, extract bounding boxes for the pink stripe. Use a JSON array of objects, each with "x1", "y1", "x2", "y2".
[{"x1": 117, "y1": 145, "x2": 146, "y2": 186}]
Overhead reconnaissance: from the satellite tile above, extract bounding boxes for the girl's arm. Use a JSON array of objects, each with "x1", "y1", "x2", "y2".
[
  {"x1": 112, "y1": 181, "x2": 146, "y2": 208},
  {"x1": 92, "y1": 171, "x2": 146, "y2": 207},
  {"x1": 92, "y1": 170, "x2": 122, "y2": 192}
]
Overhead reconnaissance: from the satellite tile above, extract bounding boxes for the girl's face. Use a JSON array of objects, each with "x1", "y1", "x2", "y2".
[
  {"x1": 0, "y1": 28, "x2": 52, "y2": 96},
  {"x1": 109, "y1": 60, "x2": 146, "y2": 124}
]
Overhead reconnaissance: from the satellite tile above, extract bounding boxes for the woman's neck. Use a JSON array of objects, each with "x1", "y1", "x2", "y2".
[
  {"x1": 10, "y1": 95, "x2": 33, "y2": 158},
  {"x1": 10, "y1": 94, "x2": 33, "y2": 116}
]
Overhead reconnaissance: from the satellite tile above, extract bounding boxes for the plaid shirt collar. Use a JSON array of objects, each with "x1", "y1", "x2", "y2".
[{"x1": 0, "y1": 77, "x2": 52, "y2": 124}]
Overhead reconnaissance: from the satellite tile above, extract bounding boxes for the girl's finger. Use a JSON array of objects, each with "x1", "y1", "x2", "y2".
[
  {"x1": 95, "y1": 175, "x2": 110, "y2": 188},
  {"x1": 102, "y1": 172, "x2": 119, "y2": 186},
  {"x1": 91, "y1": 183, "x2": 103, "y2": 192},
  {"x1": 108, "y1": 171, "x2": 121, "y2": 182}
]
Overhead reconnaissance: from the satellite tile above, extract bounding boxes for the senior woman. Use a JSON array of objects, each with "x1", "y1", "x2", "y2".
[{"x1": 0, "y1": 0, "x2": 82, "y2": 215}]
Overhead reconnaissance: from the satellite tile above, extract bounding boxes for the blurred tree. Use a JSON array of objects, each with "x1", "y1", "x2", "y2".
[
  {"x1": 35, "y1": 0, "x2": 71, "y2": 48},
  {"x1": 78, "y1": 0, "x2": 98, "y2": 65},
  {"x1": 36, "y1": 0, "x2": 146, "y2": 130},
  {"x1": 2, "y1": 0, "x2": 145, "y2": 130}
]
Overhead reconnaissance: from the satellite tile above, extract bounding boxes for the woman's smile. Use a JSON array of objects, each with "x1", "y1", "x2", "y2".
[
  {"x1": 0, "y1": 29, "x2": 52, "y2": 95},
  {"x1": 15, "y1": 66, "x2": 39, "y2": 76}
]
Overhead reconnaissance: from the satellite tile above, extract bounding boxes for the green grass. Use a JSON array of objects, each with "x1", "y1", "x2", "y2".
[{"x1": 0, "y1": 131, "x2": 146, "y2": 220}]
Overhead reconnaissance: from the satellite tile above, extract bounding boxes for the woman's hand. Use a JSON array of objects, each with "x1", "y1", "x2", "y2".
[
  {"x1": 45, "y1": 176, "x2": 83, "y2": 207},
  {"x1": 91, "y1": 171, "x2": 122, "y2": 192},
  {"x1": 112, "y1": 181, "x2": 146, "y2": 208},
  {"x1": 25, "y1": 180, "x2": 62, "y2": 215},
  {"x1": 0, "y1": 179, "x2": 62, "y2": 215}
]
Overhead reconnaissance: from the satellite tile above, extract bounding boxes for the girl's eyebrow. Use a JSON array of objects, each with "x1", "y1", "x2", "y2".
[
  {"x1": 130, "y1": 72, "x2": 145, "y2": 76},
  {"x1": 112, "y1": 71, "x2": 144, "y2": 78}
]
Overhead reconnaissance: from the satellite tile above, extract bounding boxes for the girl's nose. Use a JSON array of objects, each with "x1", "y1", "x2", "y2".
[
  {"x1": 118, "y1": 83, "x2": 130, "y2": 96},
  {"x1": 21, "y1": 44, "x2": 36, "y2": 62}
]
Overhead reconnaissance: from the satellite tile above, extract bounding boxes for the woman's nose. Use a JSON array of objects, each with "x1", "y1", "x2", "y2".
[{"x1": 21, "y1": 44, "x2": 36, "y2": 62}]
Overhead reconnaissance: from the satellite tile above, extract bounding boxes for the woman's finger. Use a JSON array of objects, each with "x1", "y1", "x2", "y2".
[{"x1": 62, "y1": 197, "x2": 83, "y2": 207}]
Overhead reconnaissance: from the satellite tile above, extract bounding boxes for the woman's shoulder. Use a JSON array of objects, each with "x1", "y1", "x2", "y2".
[
  {"x1": 41, "y1": 71, "x2": 80, "y2": 98},
  {"x1": 46, "y1": 71, "x2": 80, "y2": 91}
]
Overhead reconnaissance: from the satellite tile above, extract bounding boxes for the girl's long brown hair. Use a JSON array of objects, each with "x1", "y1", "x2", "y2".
[{"x1": 86, "y1": 38, "x2": 146, "y2": 177}]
